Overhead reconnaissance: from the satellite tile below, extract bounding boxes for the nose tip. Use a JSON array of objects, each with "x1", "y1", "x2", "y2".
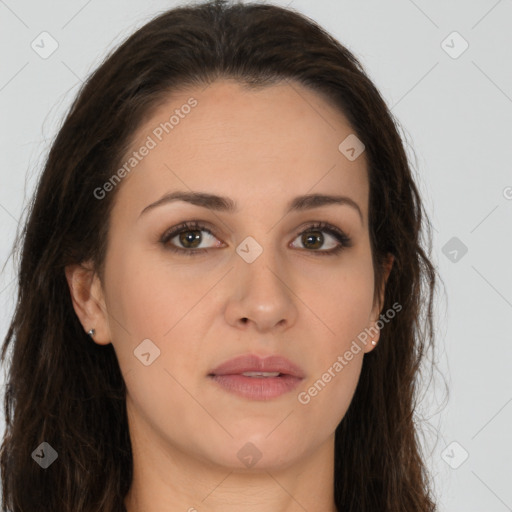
[{"x1": 225, "y1": 261, "x2": 297, "y2": 333}]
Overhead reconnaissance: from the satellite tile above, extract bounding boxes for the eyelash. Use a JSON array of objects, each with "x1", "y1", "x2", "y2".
[{"x1": 160, "y1": 220, "x2": 352, "y2": 257}]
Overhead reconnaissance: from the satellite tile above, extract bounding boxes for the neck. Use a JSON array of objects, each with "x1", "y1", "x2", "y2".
[{"x1": 124, "y1": 427, "x2": 337, "y2": 512}]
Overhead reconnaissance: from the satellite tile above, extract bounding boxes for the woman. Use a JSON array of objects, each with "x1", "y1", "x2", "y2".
[{"x1": 0, "y1": 0, "x2": 439, "y2": 510}]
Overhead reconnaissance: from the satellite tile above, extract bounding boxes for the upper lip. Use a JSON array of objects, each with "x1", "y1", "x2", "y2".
[{"x1": 209, "y1": 354, "x2": 305, "y2": 378}]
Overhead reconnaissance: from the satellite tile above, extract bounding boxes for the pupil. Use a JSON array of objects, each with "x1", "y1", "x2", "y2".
[
  {"x1": 303, "y1": 231, "x2": 322, "y2": 249},
  {"x1": 178, "y1": 229, "x2": 324, "y2": 250},
  {"x1": 180, "y1": 230, "x2": 201, "y2": 248}
]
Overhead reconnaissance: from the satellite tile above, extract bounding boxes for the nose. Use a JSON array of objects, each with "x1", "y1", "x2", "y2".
[{"x1": 224, "y1": 245, "x2": 299, "y2": 333}]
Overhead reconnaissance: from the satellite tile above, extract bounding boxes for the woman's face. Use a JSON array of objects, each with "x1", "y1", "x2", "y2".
[{"x1": 76, "y1": 79, "x2": 389, "y2": 471}]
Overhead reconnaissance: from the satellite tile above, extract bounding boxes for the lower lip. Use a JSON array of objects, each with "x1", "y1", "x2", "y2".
[{"x1": 209, "y1": 374, "x2": 303, "y2": 400}]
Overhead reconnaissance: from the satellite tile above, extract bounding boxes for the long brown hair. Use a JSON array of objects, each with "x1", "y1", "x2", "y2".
[{"x1": 1, "y1": 1, "x2": 442, "y2": 510}]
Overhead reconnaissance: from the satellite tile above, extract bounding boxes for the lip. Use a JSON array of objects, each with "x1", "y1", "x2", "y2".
[
  {"x1": 209, "y1": 354, "x2": 305, "y2": 378},
  {"x1": 208, "y1": 354, "x2": 305, "y2": 401}
]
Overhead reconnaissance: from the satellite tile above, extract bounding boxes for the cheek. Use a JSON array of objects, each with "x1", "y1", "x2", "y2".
[
  {"x1": 296, "y1": 350, "x2": 363, "y2": 440},
  {"x1": 104, "y1": 242, "x2": 198, "y2": 338},
  {"x1": 306, "y1": 259, "x2": 375, "y2": 348},
  {"x1": 330, "y1": 283, "x2": 374, "y2": 346},
  {"x1": 294, "y1": 265, "x2": 372, "y2": 428},
  {"x1": 104, "y1": 246, "x2": 212, "y2": 385},
  {"x1": 107, "y1": 259, "x2": 208, "y2": 435},
  {"x1": 296, "y1": 257, "x2": 373, "y2": 418}
]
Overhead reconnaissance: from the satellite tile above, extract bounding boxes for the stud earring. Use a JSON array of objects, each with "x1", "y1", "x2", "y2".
[
  {"x1": 371, "y1": 340, "x2": 377, "y2": 346},
  {"x1": 87, "y1": 329, "x2": 96, "y2": 338}
]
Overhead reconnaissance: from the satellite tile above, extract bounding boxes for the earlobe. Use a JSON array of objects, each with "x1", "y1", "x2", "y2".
[
  {"x1": 364, "y1": 321, "x2": 381, "y2": 352},
  {"x1": 64, "y1": 262, "x2": 111, "y2": 345}
]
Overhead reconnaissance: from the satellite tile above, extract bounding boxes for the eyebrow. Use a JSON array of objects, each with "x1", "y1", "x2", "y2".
[{"x1": 139, "y1": 191, "x2": 363, "y2": 223}]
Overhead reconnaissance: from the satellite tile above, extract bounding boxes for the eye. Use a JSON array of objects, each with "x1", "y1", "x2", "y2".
[
  {"x1": 160, "y1": 221, "x2": 223, "y2": 256},
  {"x1": 160, "y1": 220, "x2": 352, "y2": 257},
  {"x1": 289, "y1": 221, "x2": 352, "y2": 256}
]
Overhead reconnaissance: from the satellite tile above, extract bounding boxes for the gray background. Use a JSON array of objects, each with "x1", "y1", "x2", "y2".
[{"x1": 1, "y1": 0, "x2": 511, "y2": 510}]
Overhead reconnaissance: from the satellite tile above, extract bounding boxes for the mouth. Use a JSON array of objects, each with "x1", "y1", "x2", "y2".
[{"x1": 208, "y1": 354, "x2": 305, "y2": 401}]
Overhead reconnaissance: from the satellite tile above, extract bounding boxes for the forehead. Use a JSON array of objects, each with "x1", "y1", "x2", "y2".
[{"x1": 112, "y1": 79, "x2": 369, "y2": 222}]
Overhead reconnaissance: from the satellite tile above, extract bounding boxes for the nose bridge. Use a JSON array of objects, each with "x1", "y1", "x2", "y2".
[
  {"x1": 224, "y1": 227, "x2": 298, "y2": 331},
  {"x1": 235, "y1": 231, "x2": 288, "y2": 298}
]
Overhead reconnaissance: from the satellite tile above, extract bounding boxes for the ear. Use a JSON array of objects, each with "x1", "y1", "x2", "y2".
[
  {"x1": 365, "y1": 253, "x2": 395, "y2": 351},
  {"x1": 64, "y1": 261, "x2": 111, "y2": 345}
]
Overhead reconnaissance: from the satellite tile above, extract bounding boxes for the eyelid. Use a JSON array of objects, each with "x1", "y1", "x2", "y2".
[
  {"x1": 160, "y1": 220, "x2": 219, "y2": 242},
  {"x1": 160, "y1": 219, "x2": 352, "y2": 256},
  {"x1": 290, "y1": 221, "x2": 353, "y2": 254}
]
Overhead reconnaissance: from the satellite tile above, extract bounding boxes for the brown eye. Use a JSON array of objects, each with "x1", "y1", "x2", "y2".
[
  {"x1": 160, "y1": 220, "x2": 351, "y2": 257},
  {"x1": 161, "y1": 221, "x2": 222, "y2": 256},
  {"x1": 176, "y1": 229, "x2": 202, "y2": 249},
  {"x1": 300, "y1": 230, "x2": 325, "y2": 250},
  {"x1": 290, "y1": 222, "x2": 352, "y2": 256}
]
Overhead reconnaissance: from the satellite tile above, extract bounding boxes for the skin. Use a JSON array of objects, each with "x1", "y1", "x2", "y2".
[{"x1": 66, "y1": 79, "x2": 393, "y2": 512}]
